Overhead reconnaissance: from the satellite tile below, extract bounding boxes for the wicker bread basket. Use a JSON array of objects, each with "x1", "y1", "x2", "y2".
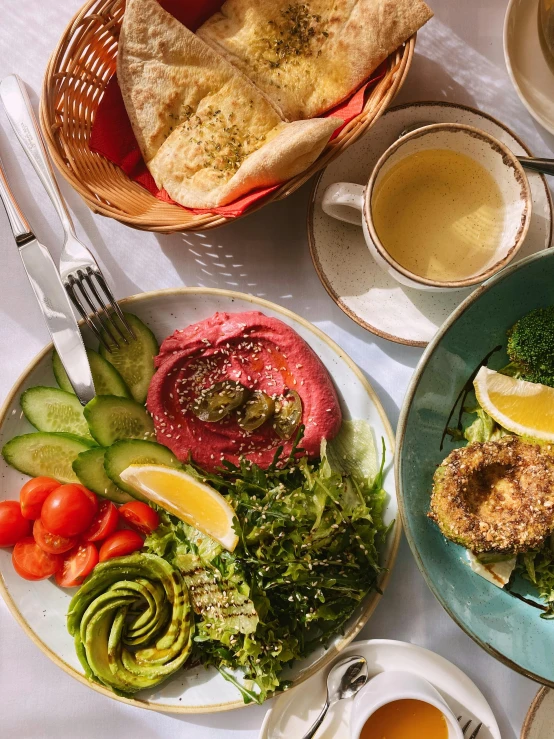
[{"x1": 40, "y1": 0, "x2": 416, "y2": 233}]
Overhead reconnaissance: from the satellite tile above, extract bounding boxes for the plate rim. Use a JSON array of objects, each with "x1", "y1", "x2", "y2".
[
  {"x1": 307, "y1": 100, "x2": 554, "y2": 347},
  {"x1": 395, "y1": 248, "x2": 554, "y2": 688},
  {"x1": 503, "y1": 0, "x2": 554, "y2": 137},
  {"x1": 521, "y1": 686, "x2": 550, "y2": 739},
  {"x1": 0, "y1": 286, "x2": 400, "y2": 714}
]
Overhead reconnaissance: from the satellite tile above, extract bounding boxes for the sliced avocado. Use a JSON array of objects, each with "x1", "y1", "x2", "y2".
[
  {"x1": 53, "y1": 349, "x2": 131, "y2": 398},
  {"x1": 176, "y1": 551, "x2": 258, "y2": 638},
  {"x1": 68, "y1": 553, "x2": 193, "y2": 695},
  {"x1": 84, "y1": 396, "x2": 155, "y2": 447}
]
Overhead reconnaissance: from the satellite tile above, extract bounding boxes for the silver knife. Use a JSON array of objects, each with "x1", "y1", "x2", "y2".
[{"x1": 0, "y1": 154, "x2": 95, "y2": 404}]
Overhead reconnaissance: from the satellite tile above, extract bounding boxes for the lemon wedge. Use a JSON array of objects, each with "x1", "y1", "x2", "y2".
[
  {"x1": 473, "y1": 366, "x2": 554, "y2": 441},
  {"x1": 119, "y1": 465, "x2": 239, "y2": 551}
]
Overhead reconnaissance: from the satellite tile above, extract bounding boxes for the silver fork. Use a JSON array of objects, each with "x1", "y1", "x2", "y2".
[
  {"x1": 0, "y1": 74, "x2": 134, "y2": 352},
  {"x1": 458, "y1": 715, "x2": 483, "y2": 738}
]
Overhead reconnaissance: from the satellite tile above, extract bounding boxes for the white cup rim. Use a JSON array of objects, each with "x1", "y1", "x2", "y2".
[{"x1": 363, "y1": 122, "x2": 532, "y2": 289}]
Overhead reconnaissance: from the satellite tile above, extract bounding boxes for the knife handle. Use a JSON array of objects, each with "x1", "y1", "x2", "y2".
[
  {"x1": 0, "y1": 152, "x2": 95, "y2": 405},
  {"x1": 0, "y1": 152, "x2": 33, "y2": 244},
  {"x1": 0, "y1": 74, "x2": 76, "y2": 239}
]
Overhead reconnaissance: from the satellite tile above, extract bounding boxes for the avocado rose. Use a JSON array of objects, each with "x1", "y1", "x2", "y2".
[{"x1": 67, "y1": 553, "x2": 193, "y2": 694}]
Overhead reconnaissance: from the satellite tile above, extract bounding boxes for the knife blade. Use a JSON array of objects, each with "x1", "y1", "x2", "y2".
[{"x1": 0, "y1": 152, "x2": 95, "y2": 404}]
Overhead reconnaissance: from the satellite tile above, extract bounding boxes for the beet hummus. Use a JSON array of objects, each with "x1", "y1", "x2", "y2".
[{"x1": 146, "y1": 311, "x2": 342, "y2": 470}]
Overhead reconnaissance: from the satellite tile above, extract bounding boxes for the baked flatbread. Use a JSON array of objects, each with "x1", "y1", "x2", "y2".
[
  {"x1": 198, "y1": 0, "x2": 433, "y2": 120},
  {"x1": 117, "y1": 0, "x2": 339, "y2": 208}
]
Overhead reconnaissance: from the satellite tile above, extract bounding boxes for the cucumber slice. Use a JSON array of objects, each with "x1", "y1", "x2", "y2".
[
  {"x1": 53, "y1": 349, "x2": 131, "y2": 398},
  {"x1": 104, "y1": 440, "x2": 180, "y2": 498},
  {"x1": 2, "y1": 432, "x2": 96, "y2": 483},
  {"x1": 73, "y1": 447, "x2": 132, "y2": 504},
  {"x1": 21, "y1": 386, "x2": 94, "y2": 440},
  {"x1": 84, "y1": 396, "x2": 155, "y2": 447},
  {"x1": 99, "y1": 313, "x2": 158, "y2": 404}
]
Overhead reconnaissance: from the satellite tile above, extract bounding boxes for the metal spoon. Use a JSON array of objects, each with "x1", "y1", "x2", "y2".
[
  {"x1": 399, "y1": 121, "x2": 554, "y2": 176},
  {"x1": 301, "y1": 655, "x2": 369, "y2": 739}
]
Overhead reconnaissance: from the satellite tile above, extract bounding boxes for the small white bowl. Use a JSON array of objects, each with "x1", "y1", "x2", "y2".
[{"x1": 350, "y1": 670, "x2": 464, "y2": 739}]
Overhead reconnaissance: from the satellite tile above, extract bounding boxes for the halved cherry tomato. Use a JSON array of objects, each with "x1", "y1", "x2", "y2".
[
  {"x1": 98, "y1": 530, "x2": 144, "y2": 563},
  {"x1": 82, "y1": 500, "x2": 119, "y2": 543},
  {"x1": 55, "y1": 543, "x2": 99, "y2": 588},
  {"x1": 81, "y1": 486, "x2": 99, "y2": 510},
  {"x1": 19, "y1": 477, "x2": 60, "y2": 520},
  {"x1": 33, "y1": 518, "x2": 77, "y2": 555},
  {"x1": 0, "y1": 501, "x2": 32, "y2": 547},
  {"x1": 12, "y1": 537, "x2": 63, "y2": 580},
  {"x1": 118, "y1": 501, "x2": 159, "y2": 535},
  {"x1": 41, "y1": 484, "x2": 98, "y2": 537},
  {"x1": 13, "y1": 557, "x2": 43, "y2": 581}
]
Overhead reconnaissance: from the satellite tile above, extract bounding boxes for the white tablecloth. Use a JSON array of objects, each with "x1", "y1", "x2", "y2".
[{"x1": 0, "y1": 0, "x2": 551, "y2": 736}]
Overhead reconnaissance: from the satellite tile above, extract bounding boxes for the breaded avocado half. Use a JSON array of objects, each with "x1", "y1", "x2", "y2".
[{"x1": 429, "y1": 436, "x2": 554, "y2": 554}]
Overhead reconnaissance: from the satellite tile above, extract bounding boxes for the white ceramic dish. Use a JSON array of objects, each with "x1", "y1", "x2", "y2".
[
  {"x1": 522, "y1": 688, "x2": 554, "y2": 738},
  {"x1": 259, "y1": 639, "x2": 500, "y2": 739},
  {"x1": 322, "y1": 123, "x2": 531, "y2": 292},
  {"x1": 504, "y1": 0, "x2": 554, "y2": 136},
  {"x1": 308, "y1": 101, "x2": 553, "y2": 347},
  {"x1": 350, "y1": 671, "x2": 463, "y2": 739},
  {"x1": 0, "y1": 288, "x2": 398, "y2": 713}
]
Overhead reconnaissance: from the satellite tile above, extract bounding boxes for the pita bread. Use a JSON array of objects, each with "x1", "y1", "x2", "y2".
[
  {"x1": 198, "y1": 0, "x2": 433, "y2": 120},
  {"x1": 117, "y1": 0, "x2": 339, "y2": 208}
]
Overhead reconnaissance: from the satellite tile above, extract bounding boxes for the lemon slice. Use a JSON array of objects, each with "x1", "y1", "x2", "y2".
[
  {"x1": 119, "y1": 464, "x2": 239, "y2": 551},
  {"x1": 473, "y1": 366, "x2": 554, "y2": 441}
]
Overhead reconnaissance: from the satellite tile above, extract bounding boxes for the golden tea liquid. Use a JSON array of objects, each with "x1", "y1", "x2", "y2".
[
  {"x1": 372, "y1": 148, "x2": 504, "y2": 282},
  {"x1": 360, "y1": 698, "x2": 448, "y2": 739}
]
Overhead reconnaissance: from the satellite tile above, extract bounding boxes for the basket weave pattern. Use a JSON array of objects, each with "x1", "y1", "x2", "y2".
[{"x1": 41, "y1": 0, "x2": 415, "y2": 233}]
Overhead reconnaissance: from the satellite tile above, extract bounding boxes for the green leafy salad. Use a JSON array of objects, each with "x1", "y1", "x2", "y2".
[
  {"x1": 446, "y1": 306, "x2": 554, "y2": 615},
  {"x1": 144, "y1": 421, "x2": 390, "y2": 702}
]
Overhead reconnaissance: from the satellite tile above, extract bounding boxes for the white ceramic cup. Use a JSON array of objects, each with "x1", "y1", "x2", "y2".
[
  {"x1": 321, "y1": 123, "x2": 532, "y2": 292},
  {"x1": 350, "y1": 670, "x2": 464, "y2": 738}
]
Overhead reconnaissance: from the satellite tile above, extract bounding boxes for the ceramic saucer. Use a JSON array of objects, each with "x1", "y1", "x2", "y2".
[
  {"x1": 504, "y1": 0, "x2": 554, "y2": 136},
  {"x1": 259, "y1": 639, "x2": 500, "y2": 739},
  {"x1": 308, "y1": 101, "x2": 553, "y2": 347},
  {"x1": 522, "y1": 688, "x2": 554, "y2": 738}
]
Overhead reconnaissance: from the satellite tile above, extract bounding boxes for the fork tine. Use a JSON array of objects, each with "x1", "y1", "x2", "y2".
[
  {"x1": 92, "y1": 269, "x2": 136, "y2": 341},
  {"x1": 66, "y1": 277, "x2": 111, "y2": 351},
  {"x1": 469, "y1": 722, "x2": 483, "y2": 739},
  {"x1": 462, "y1": 720, "x2": 472, "y2": 734},
  {"x1": 83, "y1": 268, "x2": 128, "y2": 345},
  {"x1": 74, "y1": 271, "x2": 120, "y2": 350}
]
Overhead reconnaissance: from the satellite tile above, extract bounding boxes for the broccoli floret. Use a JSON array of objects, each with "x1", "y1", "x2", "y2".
[{"x1": 507, "y1": 306, "x2": 554, "y2": 388}]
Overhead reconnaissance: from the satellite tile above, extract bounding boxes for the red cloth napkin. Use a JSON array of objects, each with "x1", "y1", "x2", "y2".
[{"x1": 89, "y1": 0, "x2": 386, "y2": 218}]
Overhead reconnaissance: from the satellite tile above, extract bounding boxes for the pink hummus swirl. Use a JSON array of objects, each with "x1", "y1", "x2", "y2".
[{"x1": 146, "y1": 311, "x2": 342, "y2": 471}]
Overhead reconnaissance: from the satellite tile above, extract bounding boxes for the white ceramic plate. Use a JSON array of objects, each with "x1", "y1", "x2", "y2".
[
  {"x1": 308, "y1": 101, "x2": 553, "y2": 347},
  {"x1": 522, "y1": 688, "x2": 554, "y2": 738},
  {"x1": 504, "y1": 0, "x2": 554, "y2": 136},
  {"x1": 259, "y1": 639, "x2": 500, "y2": 739},
  {"x1": 0, "y1": 288, "x2": 398, "y2": 713}
]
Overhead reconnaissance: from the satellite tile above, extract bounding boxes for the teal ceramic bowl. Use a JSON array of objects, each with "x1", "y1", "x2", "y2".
[{"x1": 397, "y1": 248, "x2": 554, "y2": 685}]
